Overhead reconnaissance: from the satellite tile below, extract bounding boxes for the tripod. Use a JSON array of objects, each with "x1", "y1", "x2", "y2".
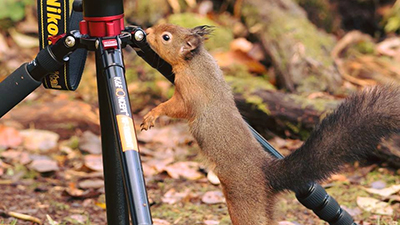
[{"x1": 0, "y1": 0, "x2": 357, "y2": 224}]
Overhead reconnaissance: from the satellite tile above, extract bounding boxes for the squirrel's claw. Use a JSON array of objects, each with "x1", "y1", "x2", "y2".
[{"x1": 141, "y1": 111, "x2": 157, "y2": 131}]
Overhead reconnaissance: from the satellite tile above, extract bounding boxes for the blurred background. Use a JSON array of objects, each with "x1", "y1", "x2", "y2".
[{"x1": 0, "y1": 0, "x2": 400, "y2": 224}]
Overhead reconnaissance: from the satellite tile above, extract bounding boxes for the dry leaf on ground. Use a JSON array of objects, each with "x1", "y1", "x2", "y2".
[
  {"x1": 364, "y1": 184, "x2": 400, "y2": 197},
  {"x1": 20, "y1": 129, "x2": 59, "y2": 152},
  {"x1": 207, "y1": 170, "x2": 220, "y2": 185},
  {"x1": 161, "y1": 188, "x2": 191, "y2": 205},
  {"x1": 1, "y1": 150, "x2": 31, "y2": 165},
  {"x1": 278, "y1": 222, "x2": 297, "y2": 225},
  {"x1": 356, "y1": 196, "x2": 393, "y2": 215},
  {"x1": 137, "y1": 124, "x2": 193, "y2": 147},
  {"x1": 68, "y1": 214, "x2": 88, "y2": 224},
  {"x1": 204, "y1": 220, "x2": 220, "y2": 225},
  {"x1": 202, "y1": 191, "x2": 225, "y2": 204},
  {"x1": 0, "y1": 125, "x2": 23, "y2": 149},
  {"x1": 78, "y1": 179, "x2": 104, "y2": 189},
  {"x1": 164, "y1": 161, "x2": 203, "y2": 180},
  {"x1": 29, "y1": 157, "x2": 59, "y2": 173},
  {"x1": 83, "y1": 154, "x2": 103, "y2": 171},
  {"x1": 153, "y1": 218, "x2": 171, "y2": 225},
  {"x1": 79, "y1": 131, "x2": 102, "y2": 154}
]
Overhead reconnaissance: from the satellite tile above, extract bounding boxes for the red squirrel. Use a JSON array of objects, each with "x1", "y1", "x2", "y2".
[{"x1": 140, "y1": 24, "x2": 400, "y2": 225}]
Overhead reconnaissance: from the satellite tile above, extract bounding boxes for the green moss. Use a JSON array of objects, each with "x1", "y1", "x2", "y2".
[
  {"x1": 223, "y1": 64, "x2": 253, "y2": 79},
  {"x1": 289, "y1": 93, "x2": 338, "y2": 113},
  {"x1": 285, "y1": 122, "x2": 312, "y2": 140},
  {"x1": 125, "y1": 0, "x2": 170, "y2": 25},
  {"x1": 362, "y1": 168, "x2": 400, "y2": 186},
  {"x1": 225, "y1": 76, "x2": 275, "y2": 95},
  {"x1": 167, "y1": 13, "x2": 234, "y2": 51},
  {"x1": 151, "y1": 193, "x2": 229, "y2": 224},
  {"x1": 382, "y1": 1, "x2": 400, "y2": 33},
  {"x1": 355, "y1": 41, "x2": 376, "y2": 54},
  {"x1": 67, "y1": 136, "x2": 80, "y2": 149},
  {"x1": 246, "y1": 95, "x2": 271, "y2": 115},
  {"x1": 225, "y1": 75, "x2": 275, "y2": 116},
  {"x1": 51, "y1": 201, "x2": 71, "y2": 211},
  {"x1": 261, "y1": 8, "x2": 335, "y2": 66}
]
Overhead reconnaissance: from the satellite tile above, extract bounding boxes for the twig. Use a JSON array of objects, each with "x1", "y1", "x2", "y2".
[{"x1": 0, "y1": 210, "x2": 42, "y2": 224}]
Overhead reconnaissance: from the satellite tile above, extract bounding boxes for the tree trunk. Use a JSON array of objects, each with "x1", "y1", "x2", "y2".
[
  {"x1": 233, "y1": 89, "x2": 339, "y2": 139},
  {"x1": 231, "y1": 82, "x2": 400, "y2": 167},
  {"x1": 241, "y1": 0, "x2": 343, "y2": 93}
]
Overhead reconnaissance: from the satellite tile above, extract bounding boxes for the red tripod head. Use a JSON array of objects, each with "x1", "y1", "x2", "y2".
[{"x1": 79, "y1": 0, "x2": 125, "y2": 37}]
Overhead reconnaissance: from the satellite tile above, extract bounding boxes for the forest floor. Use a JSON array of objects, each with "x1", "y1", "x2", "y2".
[{"x1": 0, "y1": 85, "x2": 399, "y2": 225}]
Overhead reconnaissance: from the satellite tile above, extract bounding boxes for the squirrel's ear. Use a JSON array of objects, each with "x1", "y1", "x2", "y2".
[
  {"x1": 191, "y1": 25, "x2": 213, "y2": 40},
  {"x1": 180, "y1": 35, "x2": 201, "y2": 59}
]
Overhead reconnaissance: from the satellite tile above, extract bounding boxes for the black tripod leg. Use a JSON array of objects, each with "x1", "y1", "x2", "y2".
[
  {"x1": 0, "y1": 64, "x2": 41, "y2": 117},
  {"x1": 96, "y1": 38, "x2": 152, "y2": 225},
  {"x1": 96, "y1": 54, "x2": 130, "y2": 225}
]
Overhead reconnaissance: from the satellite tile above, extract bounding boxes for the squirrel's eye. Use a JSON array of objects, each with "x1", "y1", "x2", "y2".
[{"x1": 162, "y1": 34, "x2": 170, "y2": 41}]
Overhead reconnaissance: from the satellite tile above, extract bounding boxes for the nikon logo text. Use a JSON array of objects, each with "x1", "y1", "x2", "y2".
[{"x1": 46, "y1": 0, "x2": 62, "y2": 43}]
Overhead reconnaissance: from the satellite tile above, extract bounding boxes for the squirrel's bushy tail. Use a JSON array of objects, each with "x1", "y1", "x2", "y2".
[{"x1": 266, "y1": 85, "x2": 400, "y2": 192}]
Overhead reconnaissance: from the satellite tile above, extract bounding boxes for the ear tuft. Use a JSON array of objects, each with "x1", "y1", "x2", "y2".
[{"x1": 191, "y1": 25, "x2": 214, "y2": 40}]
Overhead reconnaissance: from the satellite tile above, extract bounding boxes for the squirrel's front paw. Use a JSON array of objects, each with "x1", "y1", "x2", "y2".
[{"x1": 140, "y1": 111, "x2": 158, "y2": 131}]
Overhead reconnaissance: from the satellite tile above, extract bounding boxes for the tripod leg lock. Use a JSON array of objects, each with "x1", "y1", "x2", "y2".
[{"x1": 296, "y1": 182, "x2": 357, "y2": 225}]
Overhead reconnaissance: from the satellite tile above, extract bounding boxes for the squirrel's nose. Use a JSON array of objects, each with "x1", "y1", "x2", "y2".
[{"x1": 145, "y1": 28, "x2": 153, "y2": 35}]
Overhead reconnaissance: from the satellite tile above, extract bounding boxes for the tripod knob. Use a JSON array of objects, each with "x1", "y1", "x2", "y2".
[{"x1": 73, "y1": 0, "x2": 83, "y2": 12}]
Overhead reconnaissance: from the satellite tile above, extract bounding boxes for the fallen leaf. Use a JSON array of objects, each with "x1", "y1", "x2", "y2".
[
  {"x1": 364, "y1": 184, "x2": 400, "y2": 197},
  {"x1": 164, "y1": 161, "x2": 203, "y2": 180},
  {"x1": 2, "y1": 100, "x2": 100, "y2": 139},
  {"x1": 370, "y1": 180, "x2": 387, "y2": 189},
  {"x1": 95, "y1": 201, "x2": 106, "y2": 209},
  {"x1": 20, "y1": 129, "x2": 59, "y2": 152},
  {"x1": 153, "y1": 218, "x2": 171, "y2": 225},
  {"x1": 207, "y1": 170, "x2": 220, "y2": 185},
  {"x1": 230, "y1": 38, "x2": 253, "y2": 53},
  {"x1": 83, "y1": 154, "x2": 103, "y2": 171},
  {"x1": 161, "y1": 188, "x2": 191, "y2": 204},
  {"x1": 278, "y1": 222, "x2": 297, "y2": 225},
  {"x1": 213, "y1": 50, "x2": 267, "y2": 74},
  {"x1": 142, "y1": 163, "x2": 158, "y2": 177},
  {"x1": 29, "y1": 158, "x2": 59, "y2": 173},
  {"x1": 385, "y1": 195, "x2": 400, "y2": 203},
  {"x1": 137, "y1": 124, "x2": 193, "y2": 147},
  {"x1": 329, "y1": 174, "x2": 349, "y2": 182},
  {"x1": 64, "y1": 170, "x2": 103, "y2": 180},
  {"x1": 0, "y1": 32, "x2": 10, "y2": 57},
  {"x1": 9, "y1": 28, "x2": 39, "y2": 48},
  {"x1": 79, "y1": 131, "x2": 102, "y2": 154},
  {"x1": 1, "y1": 150, "x2": 31, "y2": 165},
  {"x1": 356, "y1": 197, "x2": 393, "y2": 215},
  {"x1": 68, "y1": 214, "x2": 88, "y2": 224},
  {"x1": 64, "y1": 183, "x2": 100, "y2": 199},
  {"x1": 145, "y1": 157, "x2": 174, "y2": 173},
  {"x1": 46, "y1": 214, "x2": 59, "y2": 225},
  {"x1": 0, "y1": 125, "x2": 23, "y2": 149},
  {"x1": 204, "y1": 220, "x2": 219, "y2": 225},
  {"x1": 341, "y1": 205, "x2": 362, "y2": 217},
  {"x1": 202, "y1": 191, "x2": 225, "y2": 204},
  {"x1": 78, "y1": 179, "x2": 104, "y2": 189}
]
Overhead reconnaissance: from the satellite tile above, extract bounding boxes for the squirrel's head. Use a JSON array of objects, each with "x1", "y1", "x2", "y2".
[{"x1": 146, "y1": 24, "x2": 213, "y2": 66}]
